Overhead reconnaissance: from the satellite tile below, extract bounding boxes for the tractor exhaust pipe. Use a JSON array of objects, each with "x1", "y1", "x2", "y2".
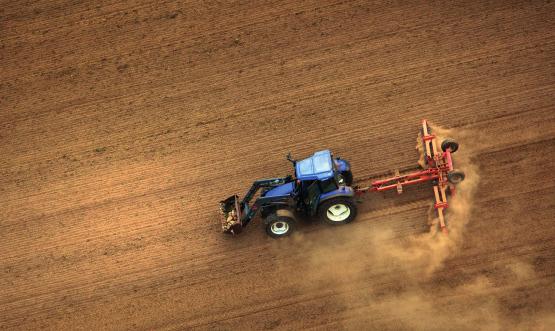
[{"x1": 219, "y1": 195, "x2": 243, "y2": 235}]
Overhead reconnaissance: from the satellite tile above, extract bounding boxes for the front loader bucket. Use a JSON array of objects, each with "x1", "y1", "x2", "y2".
[{"x1": 219, "y1": 195, "x2": 243, "y2": 235}]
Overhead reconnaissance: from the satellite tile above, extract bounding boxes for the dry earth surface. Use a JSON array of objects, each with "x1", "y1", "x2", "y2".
[{"x1": 1, "y1": 0, "x2": 555, "y2": 330}]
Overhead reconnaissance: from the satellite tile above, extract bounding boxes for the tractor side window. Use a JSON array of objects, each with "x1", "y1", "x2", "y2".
[{"x1": 319, "y1": 178, "x2": 337, "y2": 193}]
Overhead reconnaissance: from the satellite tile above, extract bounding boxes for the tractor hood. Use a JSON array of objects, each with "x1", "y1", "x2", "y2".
[
  {"x1": 263, "y1": 181, "x2": 295, "y2": 198},
  {"x1": 295, "y1": 150, "x2": 335, "y2": 181}
]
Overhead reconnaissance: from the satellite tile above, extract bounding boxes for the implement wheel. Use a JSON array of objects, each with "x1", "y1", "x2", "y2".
[
  {"x1": 265, "y1": 214, "x2": 295, "y2": 238},
  {"x1": 447, "y1": 169, "x2": 465, "y2": 184},
  {"x1": 319, "y1": 197, "x2": 357, "y2": 225},
  {"x1": 441, "y1": 138, "x2": 459, "y2": 153}
]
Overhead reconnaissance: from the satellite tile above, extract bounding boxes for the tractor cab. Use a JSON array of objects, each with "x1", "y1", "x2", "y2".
[
  {"x1": 261, "y1": 150, "x2": 338, "y2": 199},
  {"x1": 294, "y1": 149, "x2": 353, "y2": 184},
  {"x1": 295, "y1": 150, "x2": 350, "y2": 186},
  {"x1": 260, "y1": 150, "x2": 354, "y2": 216},
  {"x1": 295, "y1": 150, "x2": 336, "y2": 181},
  {"x1": 293, "y1": 150, "x2": 354, "y2": 215}
]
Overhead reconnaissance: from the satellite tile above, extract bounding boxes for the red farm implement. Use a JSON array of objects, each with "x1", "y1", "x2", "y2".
[{"x1": 353, "y1": 120, "x2": 465, "y2": 234}]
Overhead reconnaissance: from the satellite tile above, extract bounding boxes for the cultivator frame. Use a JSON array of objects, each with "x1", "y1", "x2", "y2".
[{"x1": 354, "y1": 120, "x2": 464, "y2": 234}]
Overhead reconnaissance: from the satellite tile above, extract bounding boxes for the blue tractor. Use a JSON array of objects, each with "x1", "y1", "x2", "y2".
[{"x1": 219, "y1": 150, "x2": 357, "y2": 238}]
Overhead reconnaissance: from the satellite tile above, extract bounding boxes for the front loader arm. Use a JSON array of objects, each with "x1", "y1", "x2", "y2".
[
  {"x1": 240, "y1": 177, "x2": 292, "y2": 224},
  {"x1": 220, "y1": 176, "x2": 292, "y2": 234},
  {"x1": 241, "y1": 177, "x2": 291, "y2": 205}
]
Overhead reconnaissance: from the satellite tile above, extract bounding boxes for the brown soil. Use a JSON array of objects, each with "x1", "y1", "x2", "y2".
[{"x1": 1, "y1": 0, "x2": 554, "y2": 330}]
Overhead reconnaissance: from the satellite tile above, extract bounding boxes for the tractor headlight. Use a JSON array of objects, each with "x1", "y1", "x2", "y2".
[{"x1": 337, "y1": 175, "x2": 345, "y2": 185}]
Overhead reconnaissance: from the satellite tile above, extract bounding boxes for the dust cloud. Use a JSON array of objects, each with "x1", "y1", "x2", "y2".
[{"x1": 271, "y1": 125, "x2": 552, "y2": 330}]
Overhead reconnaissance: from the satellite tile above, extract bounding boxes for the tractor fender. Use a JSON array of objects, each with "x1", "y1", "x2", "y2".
[
  {"x1": 319, "y1": 186, "x2": 355, "y2": 204},
  {"x1": 276, "y1": 208, "x2": 295, "y2": 219},
  {"x1": 263, "y1": 208, "x2": 296, "y2": 225}
]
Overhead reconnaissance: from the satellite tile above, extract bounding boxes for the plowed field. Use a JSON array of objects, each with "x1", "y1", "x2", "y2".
[{"x1": 1, "y1": 0, "x2": 554, "y2": 330}]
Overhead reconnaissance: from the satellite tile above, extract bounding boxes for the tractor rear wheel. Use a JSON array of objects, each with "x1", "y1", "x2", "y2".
[
  {"x1": 447, "y1": 169, "x2": 465, "y2": 184},
  {"x1": 319, "y1": 197, "x2": 357, "y2": 225},
  {"x1": 441, "y1": 138, "x2": 459, "y2": 153},
  {"x1": 265, "y1": 214, "x2": 296, "y2": 238}
]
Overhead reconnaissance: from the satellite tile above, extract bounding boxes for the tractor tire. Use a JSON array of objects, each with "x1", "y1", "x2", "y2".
[
  {"x1": 265, "y1": 213, "x2": 296, "y2": 239},
  {"x1": 441, "y1": 138, "x2": 459, "y2": 153},
  {"x1": 341, "y1": 170, "x2": 353, "y2": 186},
  {"x1": 319, "y1": 197, "x2": 357, "y2": 225},
  {"x1": 447, "y1": 169, "x2": 465, "y2": 184}
]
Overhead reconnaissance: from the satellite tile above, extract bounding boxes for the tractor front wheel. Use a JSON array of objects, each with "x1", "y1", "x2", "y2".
[
  {"x1": 319, "y1": 197, "x2": 357, "y2": 225},
  {"x1": 265, "y1": 214, "x2": 296, "y2": 238}
]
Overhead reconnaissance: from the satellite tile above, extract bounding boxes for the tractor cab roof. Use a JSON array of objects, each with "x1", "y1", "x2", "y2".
[{"x1": 295, "y1": 150, "x2": 335, "y2": 181}]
